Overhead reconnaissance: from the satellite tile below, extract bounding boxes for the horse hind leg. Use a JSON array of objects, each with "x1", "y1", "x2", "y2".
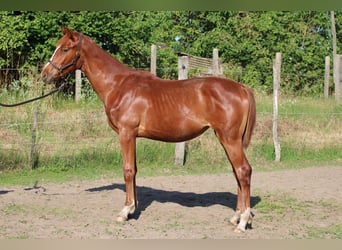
[
  {"x1": 216, "y1": 131, "x2": 253, "y2": 232},
  {"x1": 232, "y1": 151, "x2": 253, "y2": 232},
  {"x1": 229, "y1": 184, "x2": 253, "y2": 229}
]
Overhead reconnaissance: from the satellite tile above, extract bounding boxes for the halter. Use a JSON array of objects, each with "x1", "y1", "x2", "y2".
[{"x1": 48, "y1": 33, "x2": 83, "y2": 76}]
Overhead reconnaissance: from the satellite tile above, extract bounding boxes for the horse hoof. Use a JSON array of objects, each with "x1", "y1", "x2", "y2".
[
  {"x1": 229, "y1": 220, "x2": 238, "y2": 226},
  {"x1": 116, "y1": 215, "x2": 127, "y2": 222},
  {"x1": 229, "y1": 221, "x2": 238, "y2": 227},
  {"x1": 234, "y1": 227, "x2": 245, "y2": 233}
]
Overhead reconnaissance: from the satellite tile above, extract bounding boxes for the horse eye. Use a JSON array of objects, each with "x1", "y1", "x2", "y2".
[{"x1": 62, "y1": 47, "x2": 69, "y2": 53}]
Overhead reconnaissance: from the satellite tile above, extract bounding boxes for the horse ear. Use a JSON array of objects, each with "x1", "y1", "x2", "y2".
[
  {"x1": 61, "y1": 26, "x2": 71, "y2": 35},
  {"x1": 61, "y1": 26, "x2": 77, "y2": 42}
]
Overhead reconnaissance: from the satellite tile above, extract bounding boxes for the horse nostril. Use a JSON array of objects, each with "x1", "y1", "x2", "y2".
[{"x1": 41, "y1": 73, "x2": 47, "y2": 82}]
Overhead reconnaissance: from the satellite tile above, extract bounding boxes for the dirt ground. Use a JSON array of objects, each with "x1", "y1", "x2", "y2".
[{"x1": 1, "y1": 166, "x2": 341, "y2": 239}]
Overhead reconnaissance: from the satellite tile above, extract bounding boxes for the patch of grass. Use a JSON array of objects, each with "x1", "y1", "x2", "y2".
[
  {"x1": 136, "y1": 139, "x2": 175, "y2": 166},
  {"x1": 282, "y1": 144, "x2": 342, "y2": 162},
  {"x1": 307, "y1": 224, "x2": 342, "y2": 239},
  {"x1": 255, "y1": 200, "x2": 285, "y2": 214},
  {"x1": 253, "y1": 190, "x2": 319, "y2": 224},
  {"x1": 0, "y1": 150, "x2": 28, "y2": 171},
  {"x1": 253, "y1": 141, "x2": 342, "y2": 163},
  {"x1": 253, "y1": 192, "x2": 290, "y2": 215},
  {"x1": 9, "y1": 235, "x2": 30, "y2": 239},
  {"x1": 253, "y1": 189, "x2": 342, "y2": 239},
  {"x1": 3, "y1": 204, "x2": 29, "y2": 215},
  {"x1": 41, "y1": 146, "x2": 122, "y2": 172},
  {"x1": 3, "y1": 203, "x2": 78, "y2": 217}
]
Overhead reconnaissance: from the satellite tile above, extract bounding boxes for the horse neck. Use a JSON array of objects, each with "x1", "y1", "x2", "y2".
[{"x1": 80, "y1": 37, "x2": 131, "y2": 103}]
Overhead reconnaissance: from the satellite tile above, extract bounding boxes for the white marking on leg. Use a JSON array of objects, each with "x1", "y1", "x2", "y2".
[
  {"x1": 116, "y1": 201, "x2": 136, "y2": 222},
  {"x1": 235, "y1": 207, "x2": 251, "y2": 233},
  {"x1": 229, "y1": 210, "x2": 241, "y2": 226}
]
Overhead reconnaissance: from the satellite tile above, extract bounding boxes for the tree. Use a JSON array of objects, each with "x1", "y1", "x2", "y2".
[{"x1": 0, "y1": 11, "x2": 340, "y2": 96}]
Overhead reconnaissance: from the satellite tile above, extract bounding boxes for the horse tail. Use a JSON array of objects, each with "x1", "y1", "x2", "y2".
[{"x1": 242, "y1": 86, "x2": 256, "y2": 148}]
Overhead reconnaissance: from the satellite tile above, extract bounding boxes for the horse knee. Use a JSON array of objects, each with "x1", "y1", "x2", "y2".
[
  {"x1": 123, "y1": 165, "x2": 136, "y2": 180},
  {"x1": 236, "y1": 164, "x2": 252, "y2": 184}
]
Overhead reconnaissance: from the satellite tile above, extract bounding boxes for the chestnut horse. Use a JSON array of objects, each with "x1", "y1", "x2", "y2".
[{"x1": 41, "y1": 27, "x2": 256, "y2": 233}]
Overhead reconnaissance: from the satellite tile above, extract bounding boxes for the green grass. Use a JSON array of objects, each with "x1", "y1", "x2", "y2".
[
  {"x1": 253, "y1": 190, "x2": 342, "y2": 239},
  {"x1": 307, "y1": 224, "x2": 342, "y2": 239},
  {"x1": 0, "y1": 139, "x2": 231, "y2": 186},
  {"x1": 253, "y1": 191, "x2": 301, "y2": 215},
  {"x1": 254, "y1": 142, "x2": 342, "y2": 162},
  {"x1": 3, "y1": 203, "x2": 77, "y2": 217}
]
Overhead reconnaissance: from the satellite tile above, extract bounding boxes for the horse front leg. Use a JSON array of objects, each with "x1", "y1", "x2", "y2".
[
  {"x1": 229, "y1": 186, "x2": 243, "y2": 226},
  {"x1": 116, "y1": 129, "x2": 138, "y2": 222}
]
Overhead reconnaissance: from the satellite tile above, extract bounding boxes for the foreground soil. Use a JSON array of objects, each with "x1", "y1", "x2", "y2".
[{"x1": 1, "y1": 166, "x2": 341, "y2": 239}]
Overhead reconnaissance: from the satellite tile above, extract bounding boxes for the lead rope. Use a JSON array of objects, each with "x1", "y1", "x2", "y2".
[{"x1": 0, "y1": 76, "x2": 69, "y2": 107}]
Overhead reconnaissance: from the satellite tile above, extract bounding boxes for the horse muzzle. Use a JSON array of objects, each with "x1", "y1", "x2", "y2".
[{"x1": 41, "y1": 65, "x2": 60, "y2": 84}]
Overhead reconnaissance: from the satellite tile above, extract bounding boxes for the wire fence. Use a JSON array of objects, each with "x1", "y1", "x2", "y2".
[
  {"x1": 0, "y1": 63, "x2": 334, "y2": 97},
  {"x1": 1, "y1": 105, "x2": 341, "y2": 171},
  {"x1": 0, "y1": 55, "x2": 341, "y2": 166},
  {"x1": 0, "y1": 108, "x2": 109, "y2": 145}
]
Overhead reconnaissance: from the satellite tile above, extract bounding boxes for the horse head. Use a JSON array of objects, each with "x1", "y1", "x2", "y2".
[{"x1": 41, "y1": 26, "x2": 83, "y2": 84}]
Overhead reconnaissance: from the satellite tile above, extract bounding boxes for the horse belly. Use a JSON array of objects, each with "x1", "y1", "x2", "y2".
[
  {"x1": 136, "y1": 86, "x2": 213, "y2": 142},
  {"x1": 138, "y1": 112, "x2": 209, "y2": 142}
]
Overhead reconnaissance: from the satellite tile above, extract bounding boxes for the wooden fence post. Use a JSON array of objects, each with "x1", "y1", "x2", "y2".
[
  {"x1": 75, "y1": 69, "x2": 82, "y2": 103},
  {"x1": 212, "y1": 48, "x2": 219, "y2": 76},
  {"x1": 30, "y1": 106, "x2": 39, "y2": 169},
  {"x1": 334, "y1": 54, "x2": 342, "y2": 102},
  {"x1": 273, "y1": 53, "x2": 281, "y2": 162},
  {"x1": 324, "y1": 56, "x2": 330, "y2": 99},
  {"x1": 339, "y1": 55, "x2": 342, "y2": 102},
  {"x1": 174, "y1": 56, "x2": 188, "y2": 166},
  {"x1": 151, "y1": 44, "x2": 157, "y2": 75}
]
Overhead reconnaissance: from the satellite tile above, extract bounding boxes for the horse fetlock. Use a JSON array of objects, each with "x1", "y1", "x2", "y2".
[
  {"x1": 116, "y1": 214, "x2": 128, "y2": 222},
  {"x1": 234, "y1": 227, "x2": 245, "y2": 233},
  {"x1": 248, "y1": 211, "x2": 254, "y2": 225},
  {"x1": 116, "y1": 202, "x2": 136, "y2": 222},
  {"x1": 128, "y1": 202, "x2": 136, "y2": 214},
  {"x1": 229, "y1": 210, "x2": 241, "y2": 226},
  {"x1": 234, "y1": 207, "x2": 251, "y2": 233}
]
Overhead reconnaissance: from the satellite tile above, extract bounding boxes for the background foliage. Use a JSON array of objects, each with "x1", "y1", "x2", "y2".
[{"x1": 0, "y1": 11, "x2": 341, "y2": 95}]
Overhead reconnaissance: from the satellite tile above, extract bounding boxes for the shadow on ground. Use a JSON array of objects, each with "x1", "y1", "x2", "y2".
[
  {"x1": 86, "y1": 183, "x2": 261, "y2": 220},
  {"x1": 0, "y1": 190, "x2": 13, "y2": 195}
]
